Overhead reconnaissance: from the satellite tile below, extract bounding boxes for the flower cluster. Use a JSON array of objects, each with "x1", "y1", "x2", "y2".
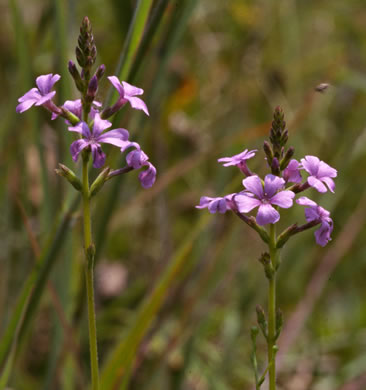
[
  {"x1": 16, "y1": 18, "x2": 156, "y2": 190},
  {"x1": 196, "y1": 107, "x2": 337, "y2": 247}
]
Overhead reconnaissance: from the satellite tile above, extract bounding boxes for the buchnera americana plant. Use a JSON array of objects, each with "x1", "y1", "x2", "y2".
[
  {"x1": 16, "y1": 16, "x2": 156, "y2": 390},
  {"x1": 196, "y1": 106, "x2": 336, "y2": 390}
]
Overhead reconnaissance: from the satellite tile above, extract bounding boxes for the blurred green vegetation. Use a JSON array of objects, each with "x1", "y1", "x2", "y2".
[{"x1": 1, "y1": 0, "x2": 366, "y2": 389}]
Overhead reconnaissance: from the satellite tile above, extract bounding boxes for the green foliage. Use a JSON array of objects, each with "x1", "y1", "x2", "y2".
[{"x1": 1, "y1": 0, "x2": 366, "y2": 389}]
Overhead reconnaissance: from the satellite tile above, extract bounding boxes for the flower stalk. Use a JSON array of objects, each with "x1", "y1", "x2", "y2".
[
  {"x1": 196, "y1": 106, "x2": 337, "y2": 389},
  {"x1": 82, "y1": 153, "x2": 99, "y2": 390},
  {"x1": 268, "y1": 223, "x2": 278, "y2": 390}
]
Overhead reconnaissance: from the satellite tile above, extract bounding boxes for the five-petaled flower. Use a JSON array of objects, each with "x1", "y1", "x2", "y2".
[
  {"x1": 108, "y1": 76, "x2": 149, "y2": 116},
  {"x1": 196, "y1": 194, "x2": 235, "y2": 214},
  {"x1": 235, "y1": 175, "x2": 295, "y2": 225},
  {"x1": 69, "y1": 113, "x2": 130, "y2": 168},
  {"x1": 296, "y1": 196, "x2": 333, "y2": 246},
  {"x1": 301, "y1": 155, "x2": 337, "y2": 193},
  {"x1": 16, "y1": 74, "x2": 61, "y2": 114}
]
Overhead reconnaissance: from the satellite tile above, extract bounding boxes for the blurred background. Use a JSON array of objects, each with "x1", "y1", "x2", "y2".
[{"x1": 1, "y1": 0, "x2": 366, "y2": 389}]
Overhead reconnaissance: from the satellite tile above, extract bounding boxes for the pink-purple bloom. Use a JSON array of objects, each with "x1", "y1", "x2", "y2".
[
  {"x1": 52, "y1": 99, "x2": 101, "y2": 122},
  {"x1": 218, "y1": 149, "x2": 257, "y2": 175},
  {"x1": 235, "y1": 175, "x2": 295, "y2": 225},
  {"x1": 301, "y1": 155, "x2": 337, "y2": 193},
  {"x1": 196, "y1": 194, "x2": 235, "y2": 214},
  {"x1": 16, "y1": 74, "x2": 61, "y2": 113},
  {"x1": 283, "y1": 159, "x2": 302, "y2": 183},
  {"x1": 108, "y1": 76, "x2": 149, "y2": 116},
  {"x1": 296, "y1": 196, "x2": 333, "y2": 246},
  {"x1": 124, "y1": 143, "x2": 157, "y2": 188},
  {"x1": 218, "y1": 149, "x2": 257, "y2": 167},
  {"x1": 138, "y1": 163, "x2": 156, "y2": 189},
  {"x1": 69, "y1": 113, "x2": 130, "y2": 168}
]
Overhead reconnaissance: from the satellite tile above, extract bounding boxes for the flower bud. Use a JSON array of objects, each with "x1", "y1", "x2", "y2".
[
  {"x1": 256, "y1": 305, "x2": 268, "y2": 340},
  {"x1": 68, "y1": 61, "x2": 84, "y2": 92},
  {"x1": 95, "y1": 64, "x2": 106, "y2": 81},
  {"x1": 280, "y1": 146, "x2": 295, "y2": 170},
  {"x1": 263, "y1": 140, "x2": 274, "y2": 166},
  {"x1": 258, "y1": 252, "x2": 274, "y2": 279},
  {"x1": 55, "y1": 164, "x2": 82, "y2": 191},
  {"x1": 75, "y1": 47, "x2": 85, "y2": 68},
  {"x1": 271, "y1": 157, "x2": 280, "y2": 175},
  {"x1": 275, "y1": 308, "x2": 283, "y2": 340},
  {"x1": 86, "y1": 75, "x2": 98, "y2": 103},
  {"x1": 89, "y1": 167, "x2": 110, "y2": 197}
]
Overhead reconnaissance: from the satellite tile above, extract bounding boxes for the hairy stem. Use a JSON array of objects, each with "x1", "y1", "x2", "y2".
[{"x1": 82, "y1": 155, "x2": 99, "y2": 390}]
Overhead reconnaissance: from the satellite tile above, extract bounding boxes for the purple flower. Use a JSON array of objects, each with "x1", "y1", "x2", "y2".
[
  {"x1": 218, "y1": 149, "x2": 257, "y2": 167},
  {"x1": 122, "y1": 143, "x2": 156, "y2": 188},
  {"x1": 108, "y1": 76, "x2": 149, "y2": 116},
  {"x1": 296, "y1": 196, "x2": 333, "y2": 246},
  {"x1": 138, "y1": 163, "x2": 156, "y2": 188},
  {"x1": 52, "y1": 99, "x2": 101, "y2": 121},
  {"x1": 235, "y1": 175, "x2": 295, "y2": 225},
  {"x1": 16, "y1": 74, "x2": 61, "y2": 113},
  {"x1": 218, "y1": 149, "x2": 257, "y2": 175},
  {"x1": 301, "y1": 155, "x2": 337, "y2": 193},
  {"x1": 69, "y1": 113, "x2": 130, "y2": 168},
  {"x1": 283, "y1": 159, "x2": 302, "y2": 183},
  {"x1": 196, "y1": 194, "x2": 235, "y2": 214}
]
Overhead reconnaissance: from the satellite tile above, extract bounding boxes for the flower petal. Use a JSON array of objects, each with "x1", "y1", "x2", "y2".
[
  {"x1": 68, "y1": 122, "x2": 91, "y2": 138},
  {"x1": 124, "y1": 96, "x2": 149, "y2": 116},
  {"x1": 92, "y1": 113, "x2": 112, "y2": 136},
  {"x1": 321, "y1": 176, "x2": 335, "y2": 193},
  {"x1": 138, "y1": 162, "x2": 156, "y2": 188},
  {"x1": 317, "y1": 161, "x2": 337, "y2": 178},
  {"x1": 122, "y1": 81, "x2": 144, "y2": 96},
  {"x1": 126, "y1": 148, "x2": 149, "y2": 169},
  {"x1": 217, "y1": 149, "x2": 257, "y2": 167},
  {"x1": 97, "y1": 129, "x2": 130, "y2": 148},
  {"x1": 308, "y1": 176, "x2": 327, "y2": 193},
  {"x1": 283, "y1": 159, "x2": 302, "y2": 183},
  {"x1": 18, "y1": 88, "x2": 41, "y2": 102},
  {"x1": 270, "y1": 190, "x2": 294, "y2": 208},
  {"x1": 208, "y1": 198, "x2": 228, "y2": 214},
  {"x1": 256, "y1": 204, "x2": 280, "y2": 225},
  {"x1": 296, "y1": 196, "x2": 318, "y2": 208},
  {"x1": 90, "y1": 144, "x2": 106, "y2": 168},
  {"x1": 242, "y1": 175, "x2": 263, "y2": 198},
  {"x1": 63, "y1": 99, "x2": 82, "y2": 118},
  {"x1": 235, "y1": 194, "x2": 261, "y2": 213},
  {"x1": 264, "y1": 174, "x2": 285, "y2": 198},
  {"x1": 315, "y1": 220, "x2": 333, "y2": 247},
  {"x1": 16, "y1": 99, "x2": 38, "y2": 113},
  {"x1": 301, "y1": 155, "x2": 320, "y2": 176},
  {"x1": 108, "y1": 76, "x2": 124, "y2": 96},
  {"x1": 34, "y1": 91, "x2": 56, "y2": 106},
  {"x1": 36, "y1": 74, "x2": 60, "y2": 95},
  {"x1": 70, "y1": 139, "x2": 90, "y2": 162},
  {"x1": 305, "y1": 207, "x2": 320, "y2": 222}
]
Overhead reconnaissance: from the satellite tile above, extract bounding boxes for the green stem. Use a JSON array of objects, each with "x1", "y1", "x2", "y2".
[
  {"x1": 82, "y1": 156, "x2": 99, "y2": 390},
  {"x1": 268, "y1": 224, "x2": 277, "y2": 390}
]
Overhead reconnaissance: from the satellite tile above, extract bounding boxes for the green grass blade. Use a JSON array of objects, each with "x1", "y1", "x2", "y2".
[
  {"x1": 0, "y1": 194, "x2": 79, "y2": 368},
  {"x1": 9, "y1": 0, "x2": 53, "y2": 231},
  {"x1": 99, "y1": 215, "x2": 209, "y2": 390},
  {"x1": 105, "y1": 0, "x2": 154, "y2": 107}
]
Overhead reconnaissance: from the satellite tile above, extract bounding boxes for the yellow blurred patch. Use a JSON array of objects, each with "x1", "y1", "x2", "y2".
[
  {"x1": 229, "y1": 2, "x2": 260, "y2": 27},
  {"x1": 166, "y1": 77, "x2": 198, "y2": 112}
]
